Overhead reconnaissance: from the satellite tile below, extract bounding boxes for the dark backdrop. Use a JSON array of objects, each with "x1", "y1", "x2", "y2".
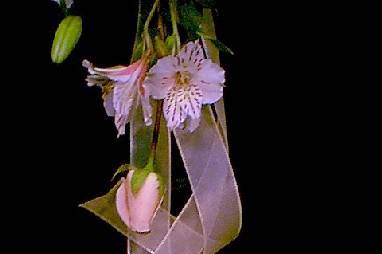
[{"x1": 42, "y1": 0, "x2": 324, "y2": 253}]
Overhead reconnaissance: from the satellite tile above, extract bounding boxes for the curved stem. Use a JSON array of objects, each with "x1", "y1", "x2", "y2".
[{"x1": 143, "y1": 0, "x2": 160, "y2": 52}]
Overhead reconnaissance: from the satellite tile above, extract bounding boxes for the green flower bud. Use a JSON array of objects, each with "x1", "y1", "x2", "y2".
[
  {"x1": 154, "y1": 36, "x2": 168, "y2": 58},
  {"x1": 165, "y1": 35, "x2": 176, "y2": 52},
  {"x1": 51, "y1": 16, "x2": 82, "y2": 64}
]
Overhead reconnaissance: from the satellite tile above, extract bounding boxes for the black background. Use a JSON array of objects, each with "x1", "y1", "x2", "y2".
[{"x1": 30, "y1": 0, "x2": 329, "y2": 253}]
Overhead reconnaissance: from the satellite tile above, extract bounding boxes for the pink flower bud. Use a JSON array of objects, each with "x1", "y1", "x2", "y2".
[{"x1": 116, "y1": 170, "x2": 162, "y2": 233}]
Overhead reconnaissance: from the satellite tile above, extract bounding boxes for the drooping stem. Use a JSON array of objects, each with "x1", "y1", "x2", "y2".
[{"x1": 169, "y1": 0, "x2": 181, "y2": 53}]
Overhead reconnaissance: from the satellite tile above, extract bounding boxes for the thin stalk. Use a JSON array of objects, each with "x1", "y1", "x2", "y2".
[
  {"x1": 169, "y1": 0, "x2": 181, "y2": 53},
  {"x1": 131, "y1": 0, "x2": 143, "y2": 63},
  {"x1": 143, "y1": 0, "x2": 160, "y2": 52},
  {"x1": 150, "y1": 100, "x2": 164, "y2": 165}
]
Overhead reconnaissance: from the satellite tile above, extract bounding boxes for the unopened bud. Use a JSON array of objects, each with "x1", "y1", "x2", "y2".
[{"x1": 51, "y1": 16, "x2": 82, "y2": 63}]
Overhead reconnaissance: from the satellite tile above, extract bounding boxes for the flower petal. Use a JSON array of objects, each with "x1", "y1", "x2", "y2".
[
  {"x1": 183, "y1": 85, "x2": 202, "y2": 120},
  {"x1": 114, "y1": 114, "x2": 129, "y2": 137},
  {"x1": 150, "y1": 56, "x2": 178, "y2": 75},
  {"x1": 179, "y1": 40, "x2": 204, "y2": 68},
  {"x1": 83, "y1": 59, "x2": 142, "y2": 83},
  {"x1": 113, "y1": 81, "x2": 138, "y2": 136},
  {"x1": 195, "y1": 59, "x2": 225, "y2": 85},
  {"x1": 146, "y1": 56, "x2": 177, "y2": 99},
  {"x1": 96, "y1": 61, "x2": 142, "y2": 82},
  {"x1": 116, "y1": 178, "x2": 131, "y2": 228},
  {"x1": 163, "y1": 88, "x2": 185, "y2": 130},
  {"x1": 163, "y1": 85, "x2": 202, "y2": 130},
  {"x1": 199, "y1": 82, "x2": 223, "y2": 104},
  {"x1": 145, "y1": 78, "x2": 173, "y2": 100},
  {"x1": 127, "y1": 171, "x2": 161, "y2": 233},
  {"x1": 103, "y1": 91, "x2": 115, "y2": 116}
]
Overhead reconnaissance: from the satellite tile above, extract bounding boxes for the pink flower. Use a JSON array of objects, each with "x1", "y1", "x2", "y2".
[
  {"x1": 144, "y1": 40, "x2": 225, "y2": 131},
  {"x1": 83, "y1": 58, "x2": 152, "y2": 137},
  {"x1": 116, "y1": 170, "x2": 162, "y2": 233}
]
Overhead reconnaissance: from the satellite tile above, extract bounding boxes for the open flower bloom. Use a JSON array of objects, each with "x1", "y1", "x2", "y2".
[
  {"x1": 82, "y1": 58, "x2": 152, "y2": 137},
  {"x1": 145, "y1": 40, "x2": 225, "y2": 131},
  {"x1": 116, "y1": 170, "x2": 162, "y2": 233}
]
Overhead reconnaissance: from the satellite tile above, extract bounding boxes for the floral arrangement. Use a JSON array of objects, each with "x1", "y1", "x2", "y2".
[{"x1": 50, "y1": 0, "x2": 241, "y2": 253}]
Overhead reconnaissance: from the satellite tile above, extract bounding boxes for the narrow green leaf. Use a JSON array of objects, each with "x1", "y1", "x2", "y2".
[
  {"x1": 210, "y1": 39, "x2": 234, "y2": 55},
  {"x1": 132, "y1": 40, "x2": 144, "y2": 62},
  {"x1": 154, "y1": 36, "x2": 168, "y2": 58},
  {"x1": 79, "y1": 181, "x2": 129, "y2": 237},
  {"x1": 200, "y1": 8, "x2": 229, "y2": 148},
  {"x1": 179, "y1": 2, "x2": 202, "y2": 39},
  {"x1": 111, "y1": 164, "x2": 130, "y2": 182}
]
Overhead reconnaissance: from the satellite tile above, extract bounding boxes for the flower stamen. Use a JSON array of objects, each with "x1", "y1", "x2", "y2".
[{"x1": 175, "y1": 71, "x2": 191, "y2": 89}]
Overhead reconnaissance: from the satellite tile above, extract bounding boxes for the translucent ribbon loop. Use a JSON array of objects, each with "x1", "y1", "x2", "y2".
[{"x1": 128, "y1": 106, "x2": 241, "y2": 254}]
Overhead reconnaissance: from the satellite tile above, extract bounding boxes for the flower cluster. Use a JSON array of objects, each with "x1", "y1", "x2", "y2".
[{"x1": 83, "y1": 40, "x2": 225, "y2": 135}]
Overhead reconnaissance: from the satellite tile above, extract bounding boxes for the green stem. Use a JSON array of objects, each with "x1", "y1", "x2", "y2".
[
  {"x1": 143, "y1": 0, "x2": 160, "y2": 52},
  {"x1": 59, "y1": 0, "x2": 69, "y2": 16},
  {"x1": 150, "y1": 100, "x2": 164, "y2": 167},
  {"x1": 131, "y1": 0, "x2": 142, "y2": 63},
  {"x1": 169, "y1": 0, "x2": 181, "y2": 53},
  {"x1": 157, "y1": 3, "x2": 165, "y2": 40},
  {"x1": 142, "y1": 100, "x2": 163, "y2": 173}
]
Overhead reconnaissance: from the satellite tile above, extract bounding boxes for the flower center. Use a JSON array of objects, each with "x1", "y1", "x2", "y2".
[{"x1": 175, "y1": 71, "x2": 191, "y2": 88}]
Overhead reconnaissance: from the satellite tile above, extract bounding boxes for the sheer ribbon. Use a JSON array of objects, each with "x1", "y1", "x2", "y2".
[{"x1": 127, "y1": 9, "x2": 242, "y2": 254}]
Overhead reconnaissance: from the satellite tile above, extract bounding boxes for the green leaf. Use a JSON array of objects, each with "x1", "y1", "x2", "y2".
[
  {"x1": 197, "y1": 31, "x2": 234, "y2": 56},
  {"x1": 79, "y1": 181, "x2": 129, "y2": 237},
  {"x1": 132, "y1": 40, "x2": 144, "y2": 62},
  {"x1": 154, "y1": 36, "x2": 168, "y2": 58},
  {"x1": 111, "y1": 164, "x2": 130, "y2": 182},
  {"x1": 179, "y1": 2, "x2": 202, "y2": 39},
  {"x1": 51, "y1": 16, "x2": 82, "y2": 63},
  {"x1": 210, "y1": 39, "x2": 234, "y2": 55}
]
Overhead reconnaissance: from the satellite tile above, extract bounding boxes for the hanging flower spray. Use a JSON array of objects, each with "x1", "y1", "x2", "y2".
[{"x1": 51, "y1": 0, "x2": 241, "y2": 253}]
